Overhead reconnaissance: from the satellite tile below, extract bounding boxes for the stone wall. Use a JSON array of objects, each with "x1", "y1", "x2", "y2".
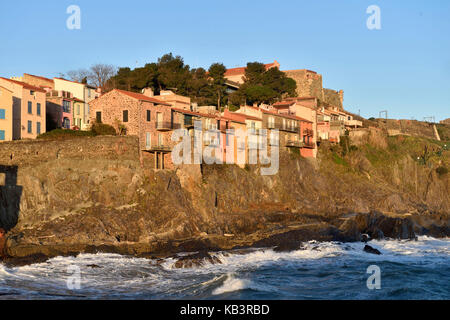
[
  {"x1": 376, "y1": 119, "x2": 436, "y2": 140},
  {"x1": 323, "y1": 89, "x2": 343, "y2": 109},
  {"x1": 0, "y1": 136, "x2": 140, "y2": 168},
  {"x1": 283, "y1": 69, "x2": 324, "y2": 101}
]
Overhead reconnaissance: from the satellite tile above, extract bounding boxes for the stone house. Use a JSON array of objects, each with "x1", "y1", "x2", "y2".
[{"x1": 89, "y1": 89, "x2": 179, "y2": 169}]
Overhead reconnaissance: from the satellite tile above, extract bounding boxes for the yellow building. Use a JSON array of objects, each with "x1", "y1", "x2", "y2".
[{"x1": 0, "y1": 86, "x2": 13, "y2": 142}]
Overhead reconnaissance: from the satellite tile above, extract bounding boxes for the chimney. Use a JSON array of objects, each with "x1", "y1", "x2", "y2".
[{"x1": 142, "y1": 88, "x2": 154, "y2": 97}]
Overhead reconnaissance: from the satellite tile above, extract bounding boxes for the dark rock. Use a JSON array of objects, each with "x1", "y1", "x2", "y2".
[
  {"x1": 273, "y1": 242, "x2": 302, "y2": 253},
  {"x1": 2, "y1": 253, "x2": 50, "y2": 267},
  {"x1": 87, "y1": 264, "x2": 102, "y2": 269},
  {"x1": 355, "y1": 212, "x2": 415, "y2": 240},
  {"x1": 364, "y1": 245, "x2": 382, "y2": 255},
  {"x1": 173, "y1": 251, "x2": 221, "y2": 269}
]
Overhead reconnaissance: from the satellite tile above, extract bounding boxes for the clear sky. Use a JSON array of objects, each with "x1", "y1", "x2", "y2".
[{"x1": 1, "y1": 0, "x2": 449, "y2": 121}]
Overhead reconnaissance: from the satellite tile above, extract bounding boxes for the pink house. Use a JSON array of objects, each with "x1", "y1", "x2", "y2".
[{"x1": 46, "y1": 90, "x2": 75, "y2": 130}]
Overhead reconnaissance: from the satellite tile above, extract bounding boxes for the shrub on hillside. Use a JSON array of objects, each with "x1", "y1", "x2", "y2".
[
  {"x1": 37, "y1": 129, "x2": 95, "y2": 140},
  {"x1": 436, "y1": 166, "x2": 448, "y2": 177},
  {"x1": 91, "y1": 122, "x2": 117, "y2": 136}
]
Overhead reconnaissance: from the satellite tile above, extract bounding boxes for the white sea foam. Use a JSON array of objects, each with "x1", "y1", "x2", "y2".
[
  {"x1": 211, "y1": 273, "x2": 273, "y2": 295},
  {"x1": 0, "y1": 237, "x2": 448, "y2": 299}
]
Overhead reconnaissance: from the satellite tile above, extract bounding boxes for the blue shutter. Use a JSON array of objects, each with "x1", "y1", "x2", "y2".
[
  {"x1": 0, "y1": 130, "x2": 5, "y2": 140},
  {"x1": 0, "y1": 109, "x2": 5, "y2": 119}
]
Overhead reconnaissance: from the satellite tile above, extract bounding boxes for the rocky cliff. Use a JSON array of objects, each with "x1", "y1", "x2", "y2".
[{"x1": 0, "y1": 131, "x2": 448, "y2": 265}]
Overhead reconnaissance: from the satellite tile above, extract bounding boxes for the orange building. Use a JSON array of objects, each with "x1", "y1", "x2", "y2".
[{"x1": 0, "y1": 78, "x2": 46, "y2": 139}]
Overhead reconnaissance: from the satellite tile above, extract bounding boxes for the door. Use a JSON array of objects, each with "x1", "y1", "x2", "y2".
[
  {"x1": 157, "y1": 112, "x2": 163, "y2": 126},
  {"x1": 146, "y1": 132, "x2": 151, "y2": 149}
]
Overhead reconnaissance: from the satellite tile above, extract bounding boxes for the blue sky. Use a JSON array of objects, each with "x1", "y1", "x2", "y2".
[{"x1": 1, "y1": 0, "x2": 449, "y2": 120}]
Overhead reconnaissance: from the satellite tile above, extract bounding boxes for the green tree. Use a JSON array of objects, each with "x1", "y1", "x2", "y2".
[
  {"x1": 207, "y1": 63, "x2": 228, "y2": 109},
  {"x1": 156, "y1": 53, "x2": 191, "y2": 95},
  {"x1": 188, "y1": 67, "x2": 210, "y2": 105},
  {"x1": 235, "y1": 62, "x2": 297, "y2": 105}
]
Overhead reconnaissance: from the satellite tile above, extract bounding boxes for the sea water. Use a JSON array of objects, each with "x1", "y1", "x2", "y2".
[{"x1": 0, "y1": 236, "x2": 448, "y2": 300}]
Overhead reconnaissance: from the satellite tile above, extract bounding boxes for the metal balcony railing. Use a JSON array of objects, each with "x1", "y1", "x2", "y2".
[
  {"x1": 147, "y1": 144, "x2": 172, "y2": 152},
  {"x1": 156, "y1": 122, "x2": 180, "y2": 131},
  {"x1": 303, "y1": 141, "x2": 316, "y2": 148},
  {"x1": 265, "y1": 123, "x2": 299, "y2": 133},
  {"x1": 184, "y1": 118, "x2": 194, "y2": 128},
  {"x1": 286, "y1": 140, "x2": 303, "y2": 148}
]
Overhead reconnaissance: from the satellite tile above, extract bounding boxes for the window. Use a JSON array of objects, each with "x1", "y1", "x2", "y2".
[
  {"x1": 0, "y1": 109, "x2": 5, "y2": 119},
  {"x1": 63, "y1": 100, "x2": 71, "y2": 113},
  {"x1": 30, "y1": 90, "x2": 35, "y2": 96},
  {"x1": 96, "y1": 111, "x2": 102, "y2": 123},
  {"x1": 27, "y1": 121, "x2": 32, "y2": 134},
  {"x1": 37, "y1": 103, "x2": 41, "y2": 116},
  {"x1": 76, "y1": 104, "x2": 80, "y2": 115},
  {"x1": 123, "y1": 110, "x2": 129, "y2": 123},
  {"x1": 0, "y1": 130, "x2": 4, "y2": 141},
  {"x1": 147, "y1": 110, "x2": 151, "y2": 122},
  {"x1": 37, "y1": 122, "x2": 41, "y2": 135},
  {"x1": 28, "y1": 102, "x2": 32, "y2": 114}
]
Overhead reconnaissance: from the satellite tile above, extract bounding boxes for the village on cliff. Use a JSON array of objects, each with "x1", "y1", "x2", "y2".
[{"x1": 0, "y1": 60, "x2": 400, "y2": 169}]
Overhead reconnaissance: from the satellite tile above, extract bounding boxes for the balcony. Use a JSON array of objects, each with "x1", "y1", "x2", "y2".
[
  {"x1": 156, "y1": 121, "x2": 175, "y2": 131},
  {"x1": 304, "y1": 128, "x2": 314, "y2": 136},
  {"x1": 184, "y1": 118, "x2": 194, "y2": 129},
  {"x1": 330, "y1": 120, "x2": 344, "y2": 127},
  {"x1": 286, "y1": 140, "x2": 303, "y2": 148},
  {"x1": 303, "y1": 141, "x2": 316, "y2": 149},
  {"x1": 248, "y1": 128, "x2": 265, "y2": 136},
  {"x1": 146, "y1": 144, "x2": 172, "y2": 153},
  {"x1": 268, "y1": 123, "x2": 299, "y2": 133},
  {"x1": 344, "y1": 120, "x2": 363, "y2": 128}
]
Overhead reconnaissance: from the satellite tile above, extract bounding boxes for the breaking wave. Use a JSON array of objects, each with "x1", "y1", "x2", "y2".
[{"x1": 0, "y1": 236, "x2": 448, "y2": 299}]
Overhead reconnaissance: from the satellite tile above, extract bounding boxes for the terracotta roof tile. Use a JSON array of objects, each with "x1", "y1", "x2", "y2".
[
  {"x1": 171, "y1": 107, "x2": 217, "y2": 118},
  {"x1": 224, "y1": 61, "x2": 280, "y2": 77},
  {"x1": 115, "y1": 89, "x2": 171, "y2": 105},
  {"x1": 0, "y1": 77, "x2": 46, "y2": 93},
  {"x1": 24, "y1": 73, "x2": 54, "y2": 83}
]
